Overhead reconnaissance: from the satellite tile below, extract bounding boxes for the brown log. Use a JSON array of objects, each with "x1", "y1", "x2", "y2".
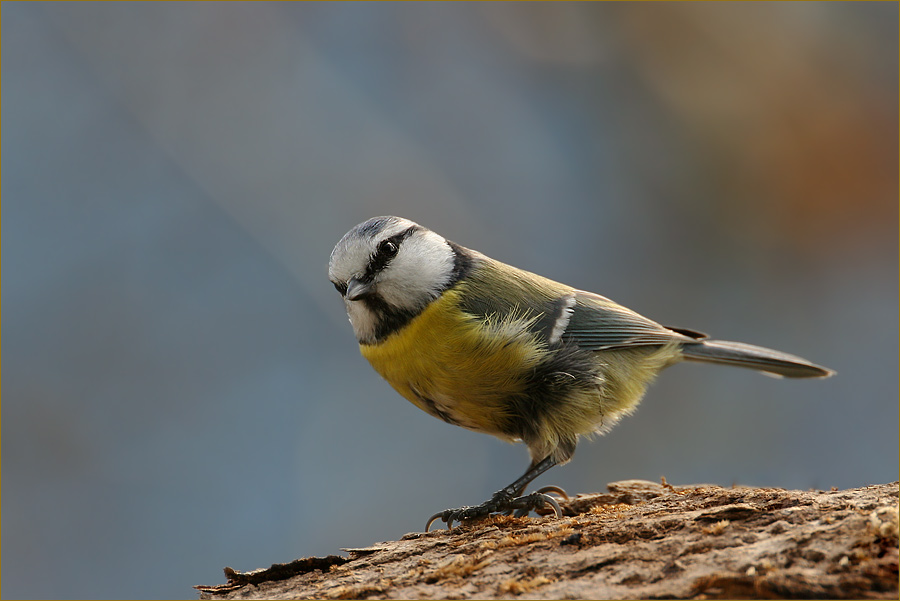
[{"x1": 196, "y1": 480, "x2": 898, "y2": 599}]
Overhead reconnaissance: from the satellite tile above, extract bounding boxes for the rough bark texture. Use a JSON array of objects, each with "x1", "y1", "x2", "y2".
[{"x1": 196, "y1": 480, "x2": 898, "y2": 600}]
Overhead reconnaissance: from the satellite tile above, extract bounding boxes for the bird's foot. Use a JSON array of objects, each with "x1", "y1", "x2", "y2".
[{"x1": 425, "y1": 486, "x2": 566, "y2": 531}]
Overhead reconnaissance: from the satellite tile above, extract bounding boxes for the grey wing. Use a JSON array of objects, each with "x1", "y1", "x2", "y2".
[{"x1": 561, "y1": 290, "x2": 699, "y2": 351}]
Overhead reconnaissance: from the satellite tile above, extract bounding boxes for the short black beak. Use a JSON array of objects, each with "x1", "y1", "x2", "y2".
[{"x1": 346, "y1": 276, "x2": 375, "y2": 301}]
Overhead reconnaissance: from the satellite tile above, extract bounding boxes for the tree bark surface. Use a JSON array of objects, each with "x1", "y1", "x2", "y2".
[{"x1": 196, "y1": 480, "x2": 898, "y2": 599}]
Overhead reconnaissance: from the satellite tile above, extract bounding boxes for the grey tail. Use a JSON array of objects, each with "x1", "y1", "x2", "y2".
[{"x1": 681, "y1": 339, "x2": 834, "y2": 379}]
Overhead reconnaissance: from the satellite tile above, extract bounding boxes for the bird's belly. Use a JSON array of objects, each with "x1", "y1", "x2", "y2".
[{"x1": 359, "y1": 289, "x2": 543, "y2": 437}]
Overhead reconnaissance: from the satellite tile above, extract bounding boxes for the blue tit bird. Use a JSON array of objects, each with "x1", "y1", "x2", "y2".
[{"x1": 328, "y1": 216, "x2": 834, "y2": 530}]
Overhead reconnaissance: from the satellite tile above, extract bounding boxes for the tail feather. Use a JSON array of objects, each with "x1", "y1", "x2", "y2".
[{"x1": 681, "y1": 339, "x2": 834, "y2": 379}]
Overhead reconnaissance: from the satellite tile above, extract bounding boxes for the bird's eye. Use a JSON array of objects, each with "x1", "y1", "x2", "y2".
[
  {"x1": 378, "y1": 240, "x2": 399, "y2": 259},
  {"x1": 332, "y1": 281, "x2": 347, "y2": 295}
]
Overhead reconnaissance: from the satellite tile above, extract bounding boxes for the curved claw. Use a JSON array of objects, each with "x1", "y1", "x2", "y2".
[
  {"x1": 536, "y1": 485, "x2": 569, "y2": 500},
  {"x1": 544, "y1": 493, "x2": 563, "y2": 517},
  {"x1": 425, "y1": 512, "x2": 446, "y2": 532},
  {"x1": 510, "y1": 491, "x2": 563, "y2": 518},
  {"x1": 424, "y1": 489, "x2": 564, "y2": 532}
]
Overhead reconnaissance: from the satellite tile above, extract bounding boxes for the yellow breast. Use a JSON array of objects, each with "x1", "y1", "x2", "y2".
[{"x1": 359, "y1": 286, "x2": 544, "y2": 438}]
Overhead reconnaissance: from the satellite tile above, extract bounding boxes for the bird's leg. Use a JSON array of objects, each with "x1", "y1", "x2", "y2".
[{"x1": 425, "y1": 456, "x2": 566, "y2": 531}]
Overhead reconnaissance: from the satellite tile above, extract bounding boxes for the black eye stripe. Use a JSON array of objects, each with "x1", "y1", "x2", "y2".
[
  {"x1": 377, "y1": 239, "x2": 398, "y2": 259},
  {"x1": 366, "y1": 226, "x2": 419, "y2": 276},
  {"x1": 369, "y1": 236, "x2": 401, "y2": 272}
]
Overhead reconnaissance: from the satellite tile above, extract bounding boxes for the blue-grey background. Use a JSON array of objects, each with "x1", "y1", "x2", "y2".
[{"x1": 3, "y1": 2, "x2": 897, "y2": 599}]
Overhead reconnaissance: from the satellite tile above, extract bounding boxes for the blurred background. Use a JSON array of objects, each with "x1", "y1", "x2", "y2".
[{"x1": 3, "y1": 2, "x2": 897, "y2": 598}]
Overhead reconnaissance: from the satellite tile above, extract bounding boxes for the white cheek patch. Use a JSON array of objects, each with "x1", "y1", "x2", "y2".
[{"x1": 377, "y1": 231, "x2": 455, "y2": 311}]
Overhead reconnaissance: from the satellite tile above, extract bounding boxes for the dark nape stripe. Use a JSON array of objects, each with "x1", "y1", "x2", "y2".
[{"x1": 446, "y1": 241, "x2": 474, "y2": 290}]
